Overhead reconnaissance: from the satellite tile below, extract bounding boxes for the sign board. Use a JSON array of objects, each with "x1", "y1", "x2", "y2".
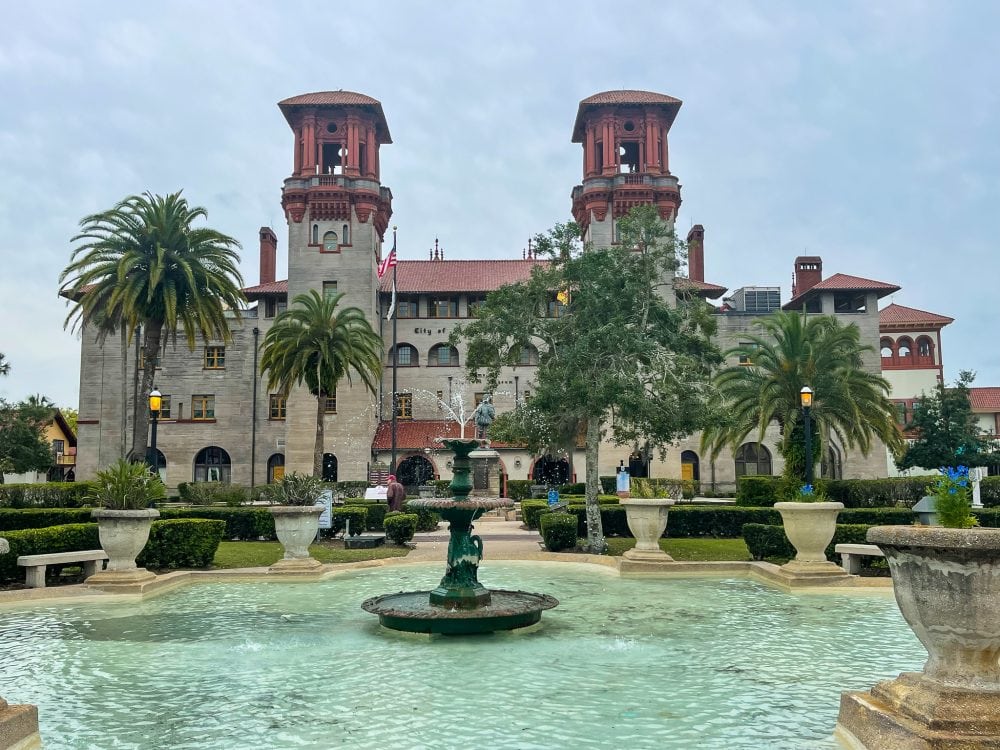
[
  {"x1": 547, "y1": 488, "x2": 559, "y2": 506},
  {"x1": 364, "y1": 486, "x2": 388, "y2": 502},
  {"x1": 316, "y1": 490, "x2": 334, "y2": 529}
]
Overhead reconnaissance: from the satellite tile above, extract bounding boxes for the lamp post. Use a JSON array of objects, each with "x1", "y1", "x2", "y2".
[
  {"x1": 148, "y1": 388, "x2": 162, "y2": 476},
  {"x1": 800, "y1": 386, "x2": 813, "y2": 485}
]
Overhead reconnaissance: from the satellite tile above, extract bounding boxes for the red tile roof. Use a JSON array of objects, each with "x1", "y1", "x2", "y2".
[
  {"x1": 970, "y1": 388, "x2": 1000, "y2": 412},
  {"x1": 573, "y1": 90, "x2": 682, "y2": 141},
  {"x1": 379, "y1": 260, "x2": 544, "y2": 293},
  {"x1": 243, "y1": 280, "x2": 288, "y2": 299},
  {"x1": 278, "y1": 91, "x2": 382, "y2": 107},
  {"x1": 879, "y1": 303, "x2": 954, "y2": 330},
  {"x1": 783, "y1": 273, "x2": 900, "y2": 310},
  {"x1": 675, "y1": 278, "x2": 728, "y2": 299},
  {"x1": 371, "y1": 420, "x2": 518, "y2": 450}
]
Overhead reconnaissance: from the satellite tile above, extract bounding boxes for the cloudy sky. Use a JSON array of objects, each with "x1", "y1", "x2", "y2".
[{"x1": 1, "y1": 1, "x2": 998, "y2": 408}]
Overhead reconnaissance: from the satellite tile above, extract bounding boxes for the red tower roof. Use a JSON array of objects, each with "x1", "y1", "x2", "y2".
[
  {"x1": 277, "y1": 90, "x2": 392, "y2": 142},
  {"x1": 573, "y1": 90, "x2": 682, "y2": 141},
  {"x1": 783, "y1": 273, "x2": 900, "y2": 310},
  {"x1": 879, "y1": 303, "x2": 954, "y2": 330}
]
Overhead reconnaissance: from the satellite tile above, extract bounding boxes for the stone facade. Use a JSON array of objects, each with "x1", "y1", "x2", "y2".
[{"x1": 73, "y1": 88, "x2": 908, "y2": 493}]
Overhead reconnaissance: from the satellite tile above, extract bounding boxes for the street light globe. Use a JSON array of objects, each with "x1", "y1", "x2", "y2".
[
  {"x1": 800, "y1": 386, "x2": 813, "y2": 409},
  {"x1": 149, "y1": 388, "x2": 162, "y2": 413}
]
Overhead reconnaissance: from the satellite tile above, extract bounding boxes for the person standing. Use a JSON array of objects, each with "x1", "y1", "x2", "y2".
[{"x1": 386, "y1": 474, "x2": 406, "y2": 512}]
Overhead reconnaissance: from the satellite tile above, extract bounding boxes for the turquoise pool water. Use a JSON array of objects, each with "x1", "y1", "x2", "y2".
[{"x1": 3, "y1": 563, "x2": 922, "y2": 749}]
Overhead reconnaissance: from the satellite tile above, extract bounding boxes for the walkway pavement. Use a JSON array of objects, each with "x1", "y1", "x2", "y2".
[{"x1": 407, "y1": 518, "x2": 544, "y2": 561}]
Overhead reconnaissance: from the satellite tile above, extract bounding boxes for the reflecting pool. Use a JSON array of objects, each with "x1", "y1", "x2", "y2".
[{"x1": 2, "y1": 562, "x2": 922, "y2": 749}]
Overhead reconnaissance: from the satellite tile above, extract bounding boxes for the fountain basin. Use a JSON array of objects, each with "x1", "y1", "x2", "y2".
[{"x1": 362, "y1": 589, "x2": 559, "y2": 634}]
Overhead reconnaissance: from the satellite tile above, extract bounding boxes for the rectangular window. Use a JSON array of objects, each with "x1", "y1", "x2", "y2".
[
  {"x1": 52, "y1": 439, "x2": 65, "y2": 454},
  {"x1": 427, "y1": 298, "x2": 458, "y2": 318},
  {"x1": 322, "y1": 281, "x2": 338, "y2": 302},
  {"x1": 396, "y1": 393, "x2": 413, "y2": 420},
  {"x1": 205, "y1": 346, "x2": 226, "y2": 369},
  {"x1": 546, "y1": 299, "x2": 566, "y2": 318},
  {"x1": 397, "y1": 299, "x2": 418, "y2": 319},
  {"x1": 158, "y1": 395, "x2": 172, "y2": 419},
  {"x1": 192, "y1": 395, "x2": 215, "y2": 420},
  {"x1": 737, "y1": 342, "x2": 759, "y2": 366},
  {"x1": 265, "y1": 299, "x2": 276, "y2": 318},
  {"x1": 277, "y1": 300, "x2": 287, "y2": 315},
  {"x1": 324, "y1": 392, "x2": 337, "y2": 414},
  {"x1": 467, "y1": 296, "x2": 487, "y2": 317},
  {"x1": 523, "y1": 389, "x2": 531, "y2": 402},
  {"x1": 269, "y1": 394, "x2": 287, "y2": 420},
  {"x1": 894, "y1": 402, "x2": 907, "y2": 426},
  {"x1": 395, "y1": 346, "x2": 413, "y2": 366}
]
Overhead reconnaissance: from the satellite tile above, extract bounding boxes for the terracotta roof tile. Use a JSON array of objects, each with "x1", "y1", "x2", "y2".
[
  {"x1": 970, "y1": 388, "x2": 1000, "y2": 412},
  {"x1": 372, "y1": 420, "x2": 517, "y2": 450},
  {"x1": 879, "y1": 303, "x2": 954, "y2": 329},
  {"x1": 783, "y1": 273, "x2": 900, "y2": 310},
  {"x1": 379, "y1": 260, "x2": 544, "y2": 293},
  {"x1": 278, "y1": 91, "x2": 382, "y2": 107},
  {"x1": 573, "y1": 90, "x2": 682, "y2": 141},
  {"x1": 674, "y1": 277, "x2": 728, "y2": 298},
  {"x1": 243, "y1": 280, "x2": 288, "y2": 298}
]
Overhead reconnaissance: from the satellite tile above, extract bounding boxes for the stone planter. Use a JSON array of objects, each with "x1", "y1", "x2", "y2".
[
  {"x1": 86, "y1": 508, "x2": 159, "y2": 587},
  {"x1": 0, "y1": 697, "x2": 41, "y2": 750},
  {"x1": 773, "y1": 501, "x2": 844, "y2": 575},
  {"x1": 621, "y1": 498, "x2": 675, "y2": 561},
  {"x1": 269, "y1": 505, "x2": 324, "y2": 572},
  {"x1": 836, "y1": 526, "x2": 1000, "y2": 748}
]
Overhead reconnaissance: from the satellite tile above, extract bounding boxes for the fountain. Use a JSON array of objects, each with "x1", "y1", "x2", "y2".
[{"x1": 362, "y1": 439, "x2": 558, "y2": 634}]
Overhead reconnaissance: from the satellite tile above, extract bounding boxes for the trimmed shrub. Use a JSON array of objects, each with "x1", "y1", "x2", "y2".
[
  {"x1": 600, "y1": 476, "x2": 617, "y2": 495},
  {"x1": 332, "y1": 506, "x2": 367, "y2": 536},
  {"x1": 431, "y1": 479, "x2": 452, "y2": 496},
  {"x1": 158, "y1": 507, "x2": 275, "y2": 540},
  {"x1": 403, "y1": 502, "x2": 441, "y2": 532},
  {"x1": 565, "y1": 504, "x2": 630, "y2": 538},
  {"x1": 0, "y1": 523, "x2": 100, "y2": 581},
  {"x1": 384, "y1": 513, "x2": 418, "y2": 545},
  {"x1": 742, "y1": 523, "x2": 875, "y2": 564},
  {"x1": 345, "y1": 501, "x2": 388, "y2": 531},
  {"x1": 736, "y1": 476, "x2": 780, "y2": 506},
  {"x1": 176, "y1": 482, "x2": 250, "y2": 506},
  {"x1": 981, "y1": 477, "x2": 1000, "y2": 507},
  {"x1": 507, "y1": 480, "x2": 533, "y2": 502},
  {"x1": 559, "y1": 495, "x2": 620, "y2": 505},
  {"x1": 540, "y1": 512, "x2": 578, "y2": 552},
  {"x1": 521, "y1": 500, "x2": 550, "y2": 530},
  {"x1": 558, "y1": 483, "x2": 585, "y2": 495},
  {"x1": 0, "y1": 508, "x2": 94, "y2": 531},
  {"x1": 0, "y1": 482, "x2": 97, "y2": 508},
  {"x1": 138, "y1": 519, "x2": 225, "y2": 569},
  {"x1": 823, "y1": 477, "x2": 930, "y2": 508}
]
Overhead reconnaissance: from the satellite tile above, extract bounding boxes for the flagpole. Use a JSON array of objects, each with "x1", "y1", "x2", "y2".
[{"x1": 390, "y1": 227, "x2": 399, "y2": 476}]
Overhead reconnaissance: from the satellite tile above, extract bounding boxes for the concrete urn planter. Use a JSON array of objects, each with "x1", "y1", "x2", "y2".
[
  {"x1": 773, "y1": 501, "x2": 843, "y2": 573},
  {"x1": 836, "y1": 526, "x2": 1000, "y2": 748},
  {"x1": 621, "y1": 498, "x2": 676, "y2": 561},
  {"x1": 87, "y1": 508, "x2": 159, "y2": 587},
  {"x1": 269, "y1": 506, "x2": 324, "y2": 573}
]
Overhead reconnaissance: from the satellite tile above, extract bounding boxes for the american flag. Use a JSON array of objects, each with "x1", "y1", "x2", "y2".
[{"x1": 377, "y1": 247, "x2": 397, "y2": 280}]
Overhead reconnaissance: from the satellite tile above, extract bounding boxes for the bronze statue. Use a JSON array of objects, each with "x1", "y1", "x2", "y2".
[{"x1": 472, "y1": 394, "x2": 495, "y2": 439}]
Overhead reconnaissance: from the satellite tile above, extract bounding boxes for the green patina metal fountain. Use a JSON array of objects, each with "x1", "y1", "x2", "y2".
[{"x1": 362, "y1": 438, "x2": 558, "y2": 634}]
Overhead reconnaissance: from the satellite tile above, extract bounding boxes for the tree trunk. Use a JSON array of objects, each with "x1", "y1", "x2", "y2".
[
  {"x1": 313, "y1": 392, "x2": 325, "y2": 478},
  {"x1": 120, "y1": 327, "x2": 128, "y2": 460},
  {"x1": 131, "y1": 322, "x2": 163, "y2": 464},
  {"x1": 583, "y1": 416, "x2": 606, "y2": 554}
]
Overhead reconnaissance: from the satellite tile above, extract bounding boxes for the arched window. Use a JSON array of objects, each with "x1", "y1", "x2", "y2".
[
  {"x1": 428, "y1": 344, "x2": 459, "y2": 367},
  {"x1": 897, "y1": 337, "x2": 913, "y2": 361},
  {"x1": 681, "y1": 449, "x2": 700, "y2": 482},
  {"x1": 194, "y1": 446, "x2": 231, "y2": 483},
  {"x1": 396, "y1": 455, "x2": 435, "y2": 487},
  {"x1": 916, "y1": 336, "x2": 933, "y2": 360},
  {"x1": 880, "y1": 338, "x2": 895, "y2": 359},
  {"x1": 517, "y1": 344, "x2": 539, "y2": 366},
  {"x1": 145, "y1": 449, "x2": 167, "y2": 484},
  {"x1": 267, "y1": 453, "x2": 285, "y2": 483},
  {"x1": 322, "y1": 231, "x2": 338, "y2": 252},
  {"x1": 822, "y1": 444, "x2": 843, "y2": 480},
  {"x1": 322, "y1": 453, "x2": 338, "y2": 482},
  {"x1": 311, "y1": 224, "x2": 319, "y2": 244},
  {"x1": 342, "y1": 223, "x2": 350, "y2": 245},
  {"x1": 734, "y1": 443, "x2": 772, "y2": 477},
  {"x1": 388, "y1": 343, "x2": 418, "y2": 367}
]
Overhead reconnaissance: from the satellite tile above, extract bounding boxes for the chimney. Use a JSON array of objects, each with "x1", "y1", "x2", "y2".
[
  {"x1": 686, "y1": 224, "x2": 705, "y2": 282},
  {"x1": 792, "y1": 256, "x2": 823, "y2": 297},
  {"x1": 259, "y1": 227, "x2": 277, "y2": 285}
]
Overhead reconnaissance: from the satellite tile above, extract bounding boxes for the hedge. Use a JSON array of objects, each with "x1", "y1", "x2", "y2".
[
  {"x1": 559, "y1": 495, "x2": 620, "y2": 505},
  {"x1": 521, "y1": 501, "x2": 550, "y2": 530},
  {"x1": 345, "y1": 501, "x2": 388, "y2": 531},
  {"x1": 735, "y1": 477, "x2": 780, "y2": 506},
  {"x1": 565, "y1": 505, "x2": 631, "y2": 538},
  {"x1": 540, "y1": 513, "x2": 577, "y2": 552},
  {"x1": 0, "y1": 482, "x2": 96, "y2": 508},
  {"x1": 137, "y1": 519, "x2": 225, "y2": 569},
  {"x1": 384, "y1": 513, "x2": 418, "y2": 545},
  {"x1": 0, "y1": 518, "x2": 225, "y2": 582},
  {"x1": 507, "y1": 480, "x2": 532, "y2": 502},
  {"x1": 159, "y1": 507, "x2": 275, "y2": 540},
  {"x1": 332, "y1": 506, "x2": 367, "y2": 536},
  {"x1": 402, "y1": 502, "x2": 441, "y2": 532},
  {"x1": 0, "y1": 507, "x2": 94, "y2": 531},
  {"x1": 742, "y1": 523, "x2": 873, "y2": 564},
  {"x1": 823, "y1": 478, "x2": 930, "y2": 508}
]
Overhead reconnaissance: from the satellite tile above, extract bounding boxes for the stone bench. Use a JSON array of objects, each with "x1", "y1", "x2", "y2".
[
  {"x1": 17, "y1": 550, "x2": 108, "y2": 588},
  {"x1": 834, "y1": 543, "x2": 884, "y2": 575}
]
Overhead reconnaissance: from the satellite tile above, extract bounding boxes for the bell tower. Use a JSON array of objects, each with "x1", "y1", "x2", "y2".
[
  {"x1": 570, "y1": 90, "x2": 683, "y2": 247},
  {"x1": 277, "y1": 90, "x2": 393, "y2": 480}
]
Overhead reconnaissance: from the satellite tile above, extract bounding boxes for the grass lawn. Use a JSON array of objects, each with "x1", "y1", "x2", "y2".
[
  {"x1": 212, "y1": 540, "x2": 410, "y2": 569},
  {"x1": 603, "y1": 537, "x2": 751, "y2": 561}
]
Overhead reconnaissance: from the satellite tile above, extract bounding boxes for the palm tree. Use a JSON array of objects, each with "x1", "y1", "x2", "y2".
[
  {"x1": 0, "y1": 353, "x2": 9, "y2": 377},
  {"x1": 59, "y1": 191, "x2": 245, "y2": 461},
  {"x1": 701, "y1": 310, "x2": 903, "y2": 483},
  {"x1": 260, "y1": 290, "x2": 383, "y2": 476}
]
